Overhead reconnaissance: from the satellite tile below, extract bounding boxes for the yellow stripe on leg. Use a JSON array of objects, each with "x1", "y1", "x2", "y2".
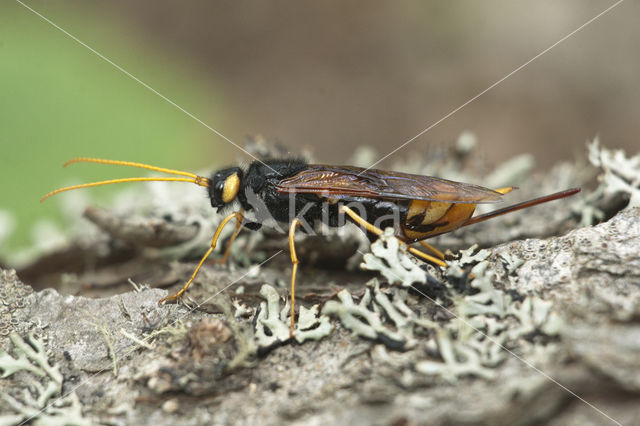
[
  {"x1": 407, "y1": 246, "x2": 447, "y2": 268},
  {"x1": 340, "y1": 205, "x2": 447, "y2": 268},
  {"x1": 289, "y1": 218, "x2": 302, "y2": 337},
  {"x1": 212, "y1": 209, "x2": 245, "y2": 264},
  {"x1": 417, "y1": 241, "x2": 445, "y2": 260},
  {"x1": 339, "y1": 205, "x2": 382, "y2": 237},
  {"x1": 158, "y1": 210, "x2": 244, "y2": 304}
]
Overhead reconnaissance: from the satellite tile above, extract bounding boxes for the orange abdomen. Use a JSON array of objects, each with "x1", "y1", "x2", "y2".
[{"x1": 400, "y1": 200, "x2": 476, "y2": 242}]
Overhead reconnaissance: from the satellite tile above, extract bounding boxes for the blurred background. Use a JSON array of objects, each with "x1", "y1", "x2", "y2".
[{"x1": 1, "y1": 0, "x2": 638, "y2": 257}]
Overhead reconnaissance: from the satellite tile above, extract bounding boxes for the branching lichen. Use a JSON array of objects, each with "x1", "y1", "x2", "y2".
[
  {"x1": 587, "y1": 138, "x2": 640, "y2": 212},
  {"x1": 254, "y1": 284, "x2": 332, "y2": 348},
  {"x1": 0, "y1": 333, "x2": 92, "y2": 426},
  {"x1": 322, "y1": 283, "x2": 411, "y2": 350},
  {"x1": 327, "y1": 236, "x2": 565, "y2": 381},
  {"x1": 360, "y1": 228, "x2": 426, "y2": 287},
  {"x1": 415, "y1": 328, "x2": 497, "y2": 381}
]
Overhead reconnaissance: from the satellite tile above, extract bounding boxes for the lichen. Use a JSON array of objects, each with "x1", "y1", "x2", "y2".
[
  {"x1": 588, "y1": 138, "x2": 640, "y2": 209},
  {"x1": 360, "y1": 228, "x2": 426, "y2": 287},
  {"x1": 0, "y1": 333, "x2": 93, "y2": 426},
  {"x1": 414, "y1": 328, "x2": 498, "y2": 381},
  {"x1": 322, "y1": 281, "x2": 413, "y2": 350},
  {"x1": 82, "y1": 310, "x2": 118, "y2": 377},
  {"x1": 456, "y1": 244, "x2": 491, "y2": 267},
  {"x1": 327, "y1": 236, "x2": 565, "y2": 381},
  {"x1": 254, "y1": 284, "x2": 333, "y2": 348},
  {"x1": 499, "y1": 252, "x2": 525, "y2": 275}
]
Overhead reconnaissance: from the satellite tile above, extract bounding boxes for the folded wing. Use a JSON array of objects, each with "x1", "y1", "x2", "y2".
[{"x1": 276, "y1": 165, "x2": 505, "y2": 204}]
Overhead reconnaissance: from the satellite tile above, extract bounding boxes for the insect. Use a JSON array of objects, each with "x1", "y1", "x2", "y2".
[{"x1": 42, "y1": 157, "x2": 580, "y2": 335}]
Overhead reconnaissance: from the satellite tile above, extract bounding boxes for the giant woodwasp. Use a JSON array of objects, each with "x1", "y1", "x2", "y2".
[{"x1": 42, "y1": 157, "x2": 580, "y2": 335}]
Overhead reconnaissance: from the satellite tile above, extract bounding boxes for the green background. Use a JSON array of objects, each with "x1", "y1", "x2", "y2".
[{"x1": 0, "y1": 3, "x2": 232, "y2": 256}]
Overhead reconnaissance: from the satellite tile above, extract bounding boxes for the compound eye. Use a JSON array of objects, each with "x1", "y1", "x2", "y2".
[{"x1": 222, "y1": 172, "x2": 240, "y2": 203}]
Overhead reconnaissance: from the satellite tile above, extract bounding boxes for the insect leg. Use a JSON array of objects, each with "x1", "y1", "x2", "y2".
[
  {"x1": 212, "y1": 209, "x2": 245, "y2": 264},
  {"x1": 158, "y1": 210, "x2": 244, "y2": 304},
  {"x1": 407, "y1": 246, "x2": 447, "y2": 268},
  {"x1": 289, "y1": 218, "x2": 302, "y2": 337},
  {"x1": 340, "y1": 205, "x2": 447, "y2": 268},
  {"x1": 416, "y1": 241, "x2": 445, "y2": 260}
]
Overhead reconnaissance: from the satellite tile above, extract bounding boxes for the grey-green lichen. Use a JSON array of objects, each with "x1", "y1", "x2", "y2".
[
  {"x1": 588, "y1": 138, "x2": 640, "y2": 209},
  {"x1": 572, "y1": 138, "x2": 640, "y2": 227},
  {"x1": 322, "y1": 281, "x2": 414, "y2": 349},
  {"x1": 360, "y1": 228, "x2": 426, "y2": 287},
  {"x1": 414, "y1": 328, "x2": 498, "y2": 381},
  {"x1": 326, "y1": 238, "x2": 565, "y2": 382},
  {"x1": 254, "y1": 284, "x2": 333, "y2": 347},
  {"x1": 0, "y1": 333, "x2": 93, "y2": 426}
]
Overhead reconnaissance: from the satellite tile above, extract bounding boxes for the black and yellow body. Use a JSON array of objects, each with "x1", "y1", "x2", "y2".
[
  {"x1": 205, "y1": 159, "x2": 512, "y2": 244},
  {"x1": 42, "y1": 157, "x2": 580, "y2": 336}
]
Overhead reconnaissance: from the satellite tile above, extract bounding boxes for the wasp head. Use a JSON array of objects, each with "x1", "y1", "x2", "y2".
[{"x1": 209, "y1": 167, "x2": 243, "y2": 209}]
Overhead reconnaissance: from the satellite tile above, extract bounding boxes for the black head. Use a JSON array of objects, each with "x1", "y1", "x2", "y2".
[{"x1": 208, "y1": 167, "x2": 243, "y2": 209}]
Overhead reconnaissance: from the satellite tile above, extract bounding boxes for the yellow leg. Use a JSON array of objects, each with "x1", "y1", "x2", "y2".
[
  {"x1": 340, "y1": 205, "x2": 447, "y2": 268},
  {"x1": 158, "y1": 210, "x2": 244, "y2": 304},
  {"x1": 407, "y1": 245, "x2": 447, "y2": 267},
  {"x1": 289, "y1": 218, "x2": 302, "y2": 337},
  {"x1": 417, "y1": 241, "x2": 445, "y2": 260},
  {"x1": 212, "y1": 209, "x2": 245, "y2": 264}
]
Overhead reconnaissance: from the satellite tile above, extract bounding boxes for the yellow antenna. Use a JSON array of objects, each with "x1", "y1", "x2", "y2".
[
  {"x1": 63, "y1": 158, "x2": 201, "y2": 178},
  {"x1": 41, "y1": 158, "x2": 210, "y2": 202}
]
